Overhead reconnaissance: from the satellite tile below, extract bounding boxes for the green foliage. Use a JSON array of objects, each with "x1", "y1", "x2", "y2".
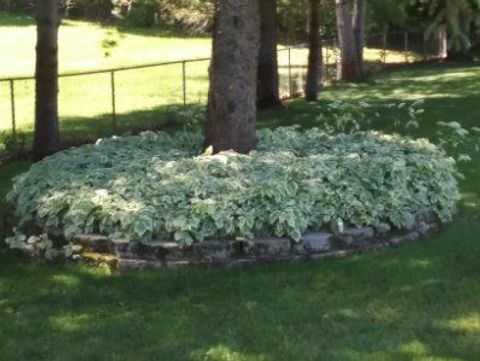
[
  {"x1": 122, "y1": 0, "x2": 157, "y2": 28},
  {"x1": 0, "y1": 131, "x2": 26, "y2": 158},
  {"x1": 7, "y1": 127, "x2": 459, "y2": 245},
  {"x1": 418, "y1": 0, "x2": 480, "y2": 52}
]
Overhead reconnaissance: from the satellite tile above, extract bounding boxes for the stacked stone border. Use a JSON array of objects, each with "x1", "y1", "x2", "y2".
[{"x1": 5, "y1": 210, "x2": 441, "y2": 270}]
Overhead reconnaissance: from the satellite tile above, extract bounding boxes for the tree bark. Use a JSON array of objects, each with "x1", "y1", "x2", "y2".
[
  {"x1": 34, "y1": 0, "x2": 61, "y2": 160},
  {"x1": 305, "y1": 0, "x2": 322, "y2": 101},
  {"x1": 352, "y1": 0, "x2": 366, "y2": 77},
  {"x1": 257, "y1": 0, "x2": 283, "y2": 110},
  {"x1": 205, "y1": 0, "x2": 260, "y2": 154},
  {"x1": 438, "y1": 27, "x2": 448, "y2": 59},
  {"x1": 335, "y1": 0, "x2": 361, "y2": 82}
]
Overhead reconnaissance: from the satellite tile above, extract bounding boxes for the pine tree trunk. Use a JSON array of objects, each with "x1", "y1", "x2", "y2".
[
  {"x1": 34, "y1": 0, "x2": 61, "y2": 161},
  {"x1": 335, "y1": 0, "x2": 361, "y2": 82},
  {"x1": 257, "y1": 0, "x2": 282, "y2": 110},
  {"x1": 305, "y1": 0, "x2": 322, "y2": 101},
  {"x1": 352, "y1": 0, "x2": 366, "y2": 77},
  {"x1": 205, "y1": 0, "x2": 260, "y2": 154}
]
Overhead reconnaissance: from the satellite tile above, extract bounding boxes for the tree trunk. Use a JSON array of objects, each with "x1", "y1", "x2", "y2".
[
  {"x1": 438, "y1": 27, "x2": 448, "y2": 59},
  {"x1": 34, "y1": 0, "x2": 61, "y2": 161},
  {"x1": 257, "y1": 0, "x2": 282, "y2": 110},
  {"x1": 335, "y1": 0, "x2": 361, "y2": 82},
  {"x1": 352, "y1": 0, "x2": 366, "y2": 77},
  {"x1": 305, "y1": 0, "x2": 322, "y2": 101},
  {"x1": 205, "y1": 0, "x2": 260, "y2": 154}
]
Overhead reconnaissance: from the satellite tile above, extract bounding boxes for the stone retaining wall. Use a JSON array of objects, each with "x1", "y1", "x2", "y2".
[{"x1": 35, "y1": 211, "x2": 440, "y2": 270}]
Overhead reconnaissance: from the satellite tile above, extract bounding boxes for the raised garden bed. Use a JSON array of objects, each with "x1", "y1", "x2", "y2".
[{"x1": 4, "y1": 127, "x2": 459, "y2": 269}]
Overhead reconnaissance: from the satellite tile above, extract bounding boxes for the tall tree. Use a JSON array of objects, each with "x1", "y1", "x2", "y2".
[
  {"x1": 205, "y1": 0, "x2": 260, "y2": 153},
  {"x1": 34, "y1": 0, "x2": 61, "y2": 160},
  {"x1": 305, "y1": 0, "x2": 323, "y2": 101},
  {"x1": 421, "y1": 0, "x2": 480, "y2": 59},
  {"x1": 335, "y1": 0, "x2": 361, "y2": 82},
  {"x1": 352, "y1": 0, "x2": 366, "y2": 76},
  {"x1": 257, "y1": 0, "x2": 283, "y2": 110}
]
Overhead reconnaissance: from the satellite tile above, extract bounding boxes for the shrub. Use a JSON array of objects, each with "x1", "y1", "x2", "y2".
[
  {"x1": 0, "y1": 131, "x2": 27, "y2": 159},
  {"x1": 7, "y1": 127, "x2": 459, "y2": 245}
]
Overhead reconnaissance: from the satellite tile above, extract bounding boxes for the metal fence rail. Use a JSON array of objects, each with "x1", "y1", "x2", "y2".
[{"x1": 0, "y1": 31, "x2": 439, "y2": 143}]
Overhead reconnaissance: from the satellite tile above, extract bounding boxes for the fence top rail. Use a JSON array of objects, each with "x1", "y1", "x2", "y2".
[
  {"x1": 0, "y1": 56, "x2": 211, "y2": 82},
  {"x1": 0, "y1": 44, "x2": 309, "y2": 82}
]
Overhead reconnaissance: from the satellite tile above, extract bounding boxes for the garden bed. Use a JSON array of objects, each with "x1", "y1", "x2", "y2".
[{"x1": 4, "y1": 127, "x2": 459, "y2": 268}]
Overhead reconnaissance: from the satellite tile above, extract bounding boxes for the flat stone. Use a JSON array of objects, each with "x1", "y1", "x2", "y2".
[
  {"x1": 300, "y1": 232, "x2": 334, "y2": 253},
  {"x1": 73, "y1": 234, "x2": 112, "y2": 253},
  {"x1": 337, "y1": 227, "x2": 375, "y2": 247},
  {"x1": 245, "y1": 238, "x2": 291, "y2": 257},
  {"x1": 193, "y1": 241, "x2": 231, "y2": 262},
  {"x1": 146, "y1": 241, "x2": 184, "y2": 262},
  {"x1": 118, "y1": 258, "x2": 148, "y2": 270},
  {"x1": 111, "y1": 238, "x2": 130, "y2": 254},
  {"x1": 166, "y1": 260, "x2": 192, "y2": 268}
]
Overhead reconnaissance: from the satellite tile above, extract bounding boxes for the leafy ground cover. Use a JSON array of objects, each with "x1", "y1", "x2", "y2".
[
  {"x1": 6, "y1": 128, "x2": 458, "y2": 247},
  {"x1": 0, "y1": 11, "x2": 416, "y2": 149},
  {"x1": 0, "y1": 63, "x2": 479, "y2": 361}
]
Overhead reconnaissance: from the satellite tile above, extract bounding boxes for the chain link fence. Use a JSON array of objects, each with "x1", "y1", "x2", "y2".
[{"x1": 0, "y1": 30, "x2": 439, "y2": 150}]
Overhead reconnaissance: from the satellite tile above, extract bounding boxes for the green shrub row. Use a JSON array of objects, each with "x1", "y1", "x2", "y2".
[{"x1": 7, "y1": 127, "x2": 459, "y2": 245}]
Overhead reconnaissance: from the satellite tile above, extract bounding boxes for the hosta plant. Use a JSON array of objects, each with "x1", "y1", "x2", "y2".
[{"x1": 6, "y1": 127, "x2": 459, "y2": 246}]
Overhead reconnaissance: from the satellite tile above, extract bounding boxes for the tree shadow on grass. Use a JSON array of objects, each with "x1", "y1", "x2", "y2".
[
  {"x1": 6, "y1": 102, "x2": 202, "y2": 156},
  {"x1": 0, "y1": 220, "x2": 479, "y2": 361}
]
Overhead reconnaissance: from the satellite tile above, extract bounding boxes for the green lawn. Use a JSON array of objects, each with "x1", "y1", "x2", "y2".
[
  {"x1": 1, "y1": 65, "x2": 480, "y2": 360},
  {"x1": 0, "y1": 11, "x2": 417, "y2": 148}
]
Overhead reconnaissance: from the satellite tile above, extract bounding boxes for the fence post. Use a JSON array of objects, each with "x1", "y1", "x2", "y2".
[
  {"x1": 9, "y1": 79, "x2": 16, "y2": 140},
  {"x1": 324, "y1": 44, "x2": 329, "y2": 81},
  {"x1": 288, "y1": 48, "x2": 293, "y2": 97},
  {"x1": 182, "y1": 61, "x2": 187, "y2": 108},
  {"x1": 110, "y1": 70, "x2": 117, "y2": 133},
  {"x1": 404, "y1": 32, "x2": 409, "y2": 62}
]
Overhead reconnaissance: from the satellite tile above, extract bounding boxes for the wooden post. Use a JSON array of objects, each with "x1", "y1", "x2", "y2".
[
  {"x1": 9, "y1": 79, "x2": 16, "y2": 139},
  {"x1": 288, "y1": 48, "x2": 293, "y2": 97},
  {"x1": 110, "y1": 71, "x2": 117, "y2": 133},
  {"x1": 182, "y1": 61, "x2": 187, "y2": 107}
]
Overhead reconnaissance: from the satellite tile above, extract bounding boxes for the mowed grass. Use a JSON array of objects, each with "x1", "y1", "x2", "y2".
[
  {"x1": 1, "y1": 63, "x2": 480, "y2": 361},
  {"x1": 0, "y1": 11, "x2": 418, "y2": 146}
]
